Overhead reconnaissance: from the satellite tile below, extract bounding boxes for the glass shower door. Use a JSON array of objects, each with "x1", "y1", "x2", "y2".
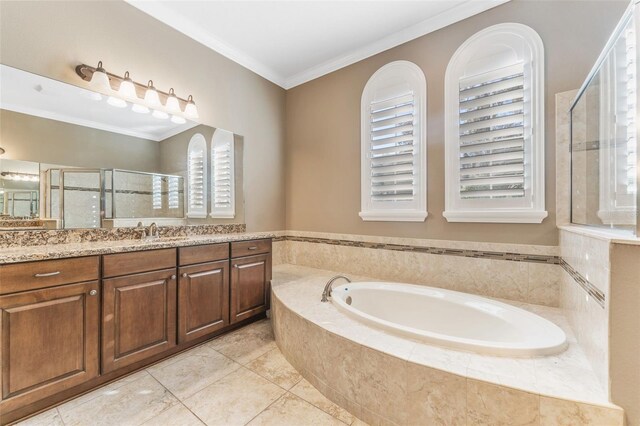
[{"x1": 60, "y1": 169, "x2": 104, "y2": 228}]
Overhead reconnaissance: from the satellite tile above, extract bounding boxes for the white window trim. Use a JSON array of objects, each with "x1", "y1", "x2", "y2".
[
  {"x1": 186, "y1": 133, "x2": 208, "y2": 218},
  {"x1": 210, "y1": 128, "x2": 236, "y2": 219},
  {"x1": 359, "y1": 60, "x2": 427, "y2": 222},
  {"x1": 443, "y1": 23, "x2": 547, "y2": 223}
]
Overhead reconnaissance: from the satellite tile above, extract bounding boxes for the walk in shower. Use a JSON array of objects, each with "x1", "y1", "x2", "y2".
[
  {"x1": 44, "y1": 168, "x2": 184, "y2": 228},
  {"x1": 570, "y1": 1, "x2": 639, "y2": 235}
]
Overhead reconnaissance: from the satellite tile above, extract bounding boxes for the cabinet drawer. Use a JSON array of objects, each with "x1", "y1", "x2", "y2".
[
  {"x1": 102, "y1": 248, "x2": 176, "y2": 278},
  {"x1": 0, "y1": 256, "x2": 99, "y2": 295},
  {"x1": 231, "y1": 239, "x2": 271, "y2": 258},
  {"x1": 179, "y1": 243, "x2": 229, "y2": 266}
]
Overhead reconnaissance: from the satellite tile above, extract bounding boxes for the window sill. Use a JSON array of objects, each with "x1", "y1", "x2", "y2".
[
  {"x1": 442, "y1": 210, "x2": 548, "y2": 223},
  {"x1": 186, "y1": 213, "x2": 207, "y2": 219},
  {"x1": 359, "y1": 210, "x2": 428, "y2": 222},
  {"x1": 209, "y1": 213, "x2": 235, "y2": 219}
]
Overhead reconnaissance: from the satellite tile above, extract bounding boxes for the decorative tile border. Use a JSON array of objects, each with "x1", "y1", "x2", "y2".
[
  {"x1": 274, "y1": 235, "x2": 561, "y2": 264},
  {"x1": 0, "y1": 223, "x2": 246, "y2": 248},
  {"x1": 275, "y1": 234, "x2": 606, "y2": 306},
  {"x1": 559, "y1": 259, "x2": 606, "y2": 308}
]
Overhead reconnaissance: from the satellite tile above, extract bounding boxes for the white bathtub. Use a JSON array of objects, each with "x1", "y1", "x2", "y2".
[{"x1": 331, "y1": 282, "x2": 567, "y2": 357}]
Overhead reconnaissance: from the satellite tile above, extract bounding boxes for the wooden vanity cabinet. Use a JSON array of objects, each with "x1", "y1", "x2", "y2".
[
  {"x1": 178, "y1": 244, "x2": 230, "y2": 343},
  {"x1": 230, "y1": 239, "x2": 272, "y2": 324},
  {"x1": 0, "y1": 239, "x2": 273, "y2": 424},
  {"x1": 101, "y1": 250, "x2": 177, "y2": 373},
  {"x1": 0, "y1": 258, "x2": 100, "y2": 415}
]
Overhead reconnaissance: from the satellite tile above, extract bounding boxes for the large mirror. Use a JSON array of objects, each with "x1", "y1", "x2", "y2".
[{"x1": 0, "y1": 65, "x2": 244, "y2": 230}]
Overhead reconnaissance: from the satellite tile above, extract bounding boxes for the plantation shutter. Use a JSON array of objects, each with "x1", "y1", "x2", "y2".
[
  {"x1": 152, "y1": 174, "x2": 162, "y2": 209},
  {"x1": 187, "y1": 134, "x2": 207, "y2": 218},
  {"x1": 168, "y1": 176, "x2": 180, "y2": 209},
  {"x1": 368, "y1": 91, "x2": 416, "y2": 203},
  {"x1": 210, "y1": 129, "x2": 235, "y2": 218},
  {"x1": 457, "y1": 63, "x2": 525, "y2": 199}
]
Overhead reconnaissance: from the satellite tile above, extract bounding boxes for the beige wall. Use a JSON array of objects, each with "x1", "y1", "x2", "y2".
[
  {"x1": 609, "y1": 243, "x2": 640, "y2": 426},
  {"x1": 0, "y1": 0, "x2": 286, "y2": 232},
  {"x1": 285, "y1": 0, "x2": 627, "y2": 245},
  {"x1": 0, "y1": 110, "x2": 160, "y2": 172},
  {"x1": 159, "y1": 125, "x2": 246, "y2": 225}
]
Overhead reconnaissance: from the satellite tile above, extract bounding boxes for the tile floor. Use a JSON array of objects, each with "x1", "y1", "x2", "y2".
[{"x1": 18, "y1": 320, "x2": 364, "y2": 426}]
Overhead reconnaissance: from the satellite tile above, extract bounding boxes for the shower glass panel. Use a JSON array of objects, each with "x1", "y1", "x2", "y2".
[
  {"x1": 61, "y1": 169, "x2": 103, "y2": 229},
  {"x1": 112, "y1": 170, "x2": 184, "y2": 219},
  {"x1": 570, "y1": 5, "x2": 639, "y2": 235}
]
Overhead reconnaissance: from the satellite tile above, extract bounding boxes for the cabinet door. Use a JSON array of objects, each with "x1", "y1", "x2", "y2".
[
  {"x1": 0, "y1": 281, "x2": 99, "y2": 415},
  {"x1": 178, "y1": 260, "x2": 229, "y2": 343},
  {"x1": 102, "y1": 269, "x2": 176, "y2": 373},
  {"x1": 230, "y1": 254, "x2": 271, "y2": 323}
]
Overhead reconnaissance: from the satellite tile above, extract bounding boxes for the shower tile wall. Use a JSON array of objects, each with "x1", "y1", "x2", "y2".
[
  {"x1": 559, "y1": 229, "x2": 609, "y2": 391},
  {"x1": 272, "y1": 231, "x2": 561, "y2": 307}
]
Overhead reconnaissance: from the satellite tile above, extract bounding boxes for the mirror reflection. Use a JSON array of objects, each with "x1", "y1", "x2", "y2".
[{"x1": 0, "y1": 65, "x2": 245, "y2": 230}]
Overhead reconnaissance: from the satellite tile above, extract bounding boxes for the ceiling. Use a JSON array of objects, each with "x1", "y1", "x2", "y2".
[
  {"x1": 0, "y1": 65, "x2": 197, "y2": 142},
  {"x1": 126, "y1": 0, "x2": 510, "y2": 89}
]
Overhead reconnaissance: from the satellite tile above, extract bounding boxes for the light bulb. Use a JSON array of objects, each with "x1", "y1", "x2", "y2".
[
  {"x1": 89, "y1": 61, "x2": 111, "y2": 93},
  {"x1": 152, "y1": 110, "x2": 169, "y2": 119},
  {"x1": 184, "y1": 95, "x2": 198, "y2": 119},
  {"x1": 171, "y1": 115, "x2": 186, "y2": 124},
  {"x1": 118, "y1": 71, "x2": 138, "y2": 100},
  {"x1": 144, "y1": 80, "x2": 161, "y2": 108},
  {"x1": 107, "y1": 96, "x2": 127, "y2": 108},
  {"x1": 166, "y1": 88, "x2": 181, "y2": 113},
  {"x1": 132, "y1": 103, "x2": 150, "y2": 114}
]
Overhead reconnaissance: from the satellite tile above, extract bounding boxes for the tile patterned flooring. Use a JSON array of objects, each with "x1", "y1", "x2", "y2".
[{"x1": 18, "y1": 320, "x2": 362, "y2": 426}]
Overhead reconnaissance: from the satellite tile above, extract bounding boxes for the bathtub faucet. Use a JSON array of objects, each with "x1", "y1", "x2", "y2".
[{"x1": 321, "y1": 275, "x2": 351, "y2": 302}]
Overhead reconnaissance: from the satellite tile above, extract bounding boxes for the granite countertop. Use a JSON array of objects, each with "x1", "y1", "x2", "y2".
[{"x1": 0, "y1": 232, "x2": 276, "y2": 264}]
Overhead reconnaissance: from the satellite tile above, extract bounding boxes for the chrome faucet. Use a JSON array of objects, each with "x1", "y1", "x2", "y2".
[
  {"x1": 137, "y1": 221, "x2": 159, "y2": 240},
  {"x1": 321, "y1": 275, "x2": 351, "y2": 302},
  {"x1": 147, "y1": 222, "x2": 159, "y2": 239}
]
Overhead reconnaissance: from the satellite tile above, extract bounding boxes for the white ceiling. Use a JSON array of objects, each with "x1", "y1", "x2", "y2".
[
  {"x1": 0, "y1": 65, "x2": 197, "y2": 142},
  {"x1": 126, "y1": 0, "x2": 510, "y2": 89}
]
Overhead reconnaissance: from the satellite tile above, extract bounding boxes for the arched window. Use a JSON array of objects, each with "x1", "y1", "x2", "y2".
[
  {"x1": 360, "y1": 60, "x2": 427, "y2": 222},
  {"x1": 210, "y1": 128, "x2": 235, "y2": 218},
  {"x1": 443, "y1": 23, "x2": 547, "y2": 223},
  {"x1": 186, "y1": 133, "x2": 207, "y2": 218}
]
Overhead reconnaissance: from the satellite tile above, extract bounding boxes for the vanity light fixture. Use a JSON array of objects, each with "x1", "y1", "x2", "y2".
[
  {"x1": 75, "y1": 62, "x2": 199, "y2": 121},
  {"x1": 144, "y1": 80, "x2": 162, "y2": 109},
  {"x1": 184, "y1": 95, "x2": 199, "y2": 119},
  {"x1": 166, "y1": 88, "x2": 181, "y2": 113},
  {"x1": 88, "y1": 61, "x2": 110, "y2": 97},
  {"x1": 118, "y1": 71, "x2": 138, "y2": 100}
]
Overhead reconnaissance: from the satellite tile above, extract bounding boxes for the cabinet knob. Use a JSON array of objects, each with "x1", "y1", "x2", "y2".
[
  {"x1": 171, "y1": 275, "x2": 177, "y2": 280},
  {"x1": 233, "y1": 264, "x2": 239, "y2": 268},
  {"x1": 182, "y1": 273, "x2": 188, "y2": 278},
  {"x1": 248, "y1": 246, "x2": 258, "y2": 250},
  {"x1": 89, "y1": 289, "x2": 98, "y2": 296}
]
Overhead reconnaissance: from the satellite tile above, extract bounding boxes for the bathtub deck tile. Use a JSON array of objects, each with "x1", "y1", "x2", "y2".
[{"x1": 271, "y1": 264, "x2": 616, "y2": 413}]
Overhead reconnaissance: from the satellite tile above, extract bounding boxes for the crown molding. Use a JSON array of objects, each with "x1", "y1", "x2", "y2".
[
  {"x1": 127, "y1": 0, "x2": 510, "y2": 90},
  {"x1": 125, "y1": 0, "x2": 287, "y2": 87},
  {"x1": 283, "y1": 0, "x2": 510, "y2": 89}
]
